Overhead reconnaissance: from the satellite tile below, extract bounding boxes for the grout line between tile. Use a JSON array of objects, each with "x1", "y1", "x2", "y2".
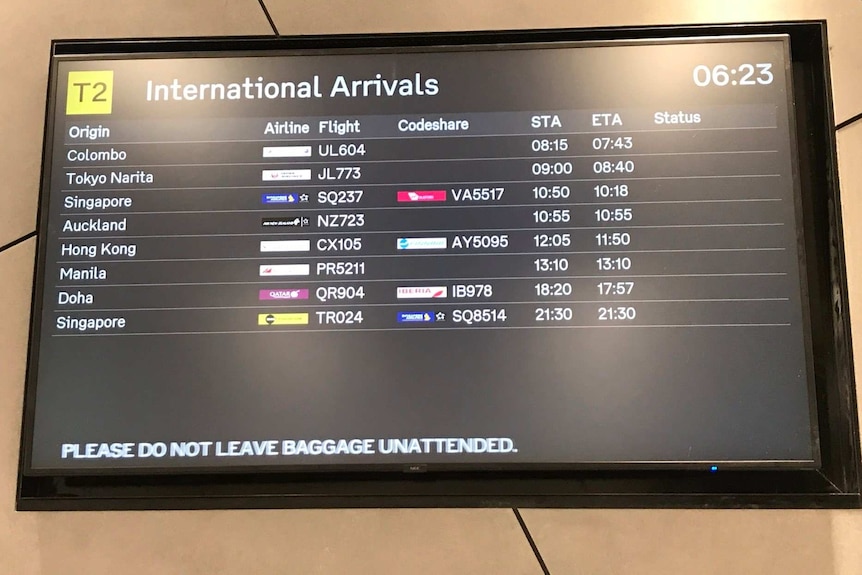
[
  {"x1": 0, "y1": 230, "x2": 36, "y2": 255},
  {"x1": 257, "y1": 0, "x2": 280, "y2": 36},
  {"x1": 513, "y1": 508, "x2": 552, "y2": 575}
]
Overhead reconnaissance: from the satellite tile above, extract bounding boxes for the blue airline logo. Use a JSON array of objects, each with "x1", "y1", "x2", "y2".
[
  {"x1": 397, "y1": 311, "x2": 436, "y2": 323},
  {"x1": 262, "y1": 193, "x2": 298, "y2": 204}
]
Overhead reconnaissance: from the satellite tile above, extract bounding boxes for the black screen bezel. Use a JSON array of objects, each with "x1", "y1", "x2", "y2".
[{"x1": 17, "y1": 21, "x2": 861, "y2": 510}]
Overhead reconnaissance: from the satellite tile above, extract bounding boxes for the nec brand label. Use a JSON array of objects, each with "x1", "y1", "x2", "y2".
[{"x1": 66, "y1": 71, "x2": 114, "y2": 115}]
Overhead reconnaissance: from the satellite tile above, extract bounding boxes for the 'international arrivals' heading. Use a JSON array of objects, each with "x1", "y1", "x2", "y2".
[{"x1": 146, "y1": 74, "x2": 439, "y2": 101}]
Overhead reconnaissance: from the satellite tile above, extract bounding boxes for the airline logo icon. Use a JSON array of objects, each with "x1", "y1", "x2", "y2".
[
  {"x1": 396, "y1": 286, "x2": 447, "y2": 299},
  {"x1": 260, "y1": 240, "x2": 310, "y2": 252},
  {"x1": 262, "y1": 193, "x2": 299, "y2": 204},
  {"x1": 260, "y1": 264, "x2": 310, "y2": 276},
  {"x1": 258, "y1": 313, "x2": 309, "y2": 326},
  {"x1": 397, "y1": 311, "x2": 437, "y2": 323},
  {"x1": 259, "y1": 289, "x2": 309, "y2": 300},
  {"x1": 397, "y1": 237, "x2": 447, "y2": 250},
  {"x1": 262, "y1": 146, "x2": 312, "y2": 158},
  {"x1": 262, "y1": 169, "x2": 312, "y2": 181},
  {"x1": 397, "y1": 190, "x2": 446, "y2": 203},
  {"x1": 262, "y1": 216, "x2": 310, "y2": 228}
]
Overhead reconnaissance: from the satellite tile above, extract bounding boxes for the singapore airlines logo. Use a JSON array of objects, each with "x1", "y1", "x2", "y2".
[{"x1": 66, "y1": 71, "x2": 114, "y2": 115}]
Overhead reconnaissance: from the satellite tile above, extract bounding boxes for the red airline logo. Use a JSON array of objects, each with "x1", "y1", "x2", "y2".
[
  {"x1": 397, "y1": 190, "x2": 446, "y2": 202},
  {"x1": 396, "y1": 286, "x2": 448, "y2": 299}
]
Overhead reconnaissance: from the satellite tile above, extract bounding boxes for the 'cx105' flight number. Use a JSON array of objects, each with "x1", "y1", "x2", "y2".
[{"x1": 317, "y1": 237, "x2": 362, "y2": 251}]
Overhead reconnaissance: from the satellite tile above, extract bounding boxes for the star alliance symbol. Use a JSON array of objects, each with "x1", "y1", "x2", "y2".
[
  {"x1": 299, "y1": 194, "x2": 309, "y2": 202},
  {"x1": 435, "y1": 312, "x2": 446, "y2": 321}
]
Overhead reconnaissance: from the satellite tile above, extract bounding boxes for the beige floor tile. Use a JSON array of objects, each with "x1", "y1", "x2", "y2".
[
  {"x1": 34, "y1": 508, "x2": 542, "y2": 575},
  {"x1": 0, "y1": 238, "x2": 40, "y2": 574},
  {"x1": 0, "y1": 0, "x2": 273, "y2": 247},
  {"x1": 832, "y1": 510, "x2": 862, "y2": 575},
  {"x1": 520, "y1": 508, "x2": 835, "y2": 575}
]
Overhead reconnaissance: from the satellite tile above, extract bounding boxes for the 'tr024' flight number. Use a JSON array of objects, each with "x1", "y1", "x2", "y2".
[{"x1": 316, "y1": 310, "x2": 364, "y2": 324}]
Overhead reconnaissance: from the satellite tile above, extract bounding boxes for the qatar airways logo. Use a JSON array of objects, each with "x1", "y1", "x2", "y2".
[
  {"x1": 259, "y1": 289, "x2": 309, "y2": 300},
  {"x1": 396, "y1": 286, "x2": 447, "y2": 299}
]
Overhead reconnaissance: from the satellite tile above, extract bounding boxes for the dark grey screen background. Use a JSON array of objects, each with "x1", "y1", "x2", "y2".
[{"x1": 26, "y1": 37, "x2": 818, "y2": 471}]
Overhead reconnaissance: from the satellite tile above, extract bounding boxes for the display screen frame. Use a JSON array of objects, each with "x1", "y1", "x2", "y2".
[{"x1": 17, "y1": 20, "x2": 861, "y2": 510}]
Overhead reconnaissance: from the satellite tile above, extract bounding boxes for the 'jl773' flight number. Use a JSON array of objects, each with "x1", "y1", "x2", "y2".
[{"x1": 318, "y1": 166, "x2": 361, "y2": 180}]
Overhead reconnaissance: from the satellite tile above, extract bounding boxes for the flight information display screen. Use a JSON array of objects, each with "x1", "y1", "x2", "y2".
[{"x1": 25, "y1": 35, "x2": 818, "y2": 472}]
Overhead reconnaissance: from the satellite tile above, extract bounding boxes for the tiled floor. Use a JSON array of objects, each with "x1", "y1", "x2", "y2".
[{"x1": 1, "y1": 1, "x2": 861, "y2": 573}]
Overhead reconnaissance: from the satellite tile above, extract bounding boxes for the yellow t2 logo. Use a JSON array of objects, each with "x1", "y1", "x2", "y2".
[{"x1": 66, "y1": 71, "x2": 114, "y2": 115}]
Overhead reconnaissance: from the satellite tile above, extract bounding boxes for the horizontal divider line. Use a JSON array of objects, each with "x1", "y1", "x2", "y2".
[
  {"x1": 60, "y1": 125, "x2": 776, "y2": 146},
  {"x1": 57, "y1": 197, "x2": 784, "y2": 217},
  {"x1": 51, "y1": 322, "x2": 795, "y2": 337},
  {"x1": 52, "y1": 298, "x2": 792, "y2": 312},
  {"x1": 55, "y1": 247, "x2": 787, "y2": 264},
  {"x1": 53, "y1": 272, "x2": 789, "y2": 288},
  {"x1": 56, "y1": 174, "x2": 782, "y2": 193},
  {"x1": 56, "y1": 223, "x2": 786, "y2": 240},
  {"x1": 59, "y1": 149, "x2": 780, "y2": 170}
]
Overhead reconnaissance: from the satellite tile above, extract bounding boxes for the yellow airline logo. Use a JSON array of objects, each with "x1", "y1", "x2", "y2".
[
  {"x1": 66, "y1": 71, "x2": 114, "y2": 115},
  {"x1": 258, "y1": 313, "x2": 309, "y2": 326}
]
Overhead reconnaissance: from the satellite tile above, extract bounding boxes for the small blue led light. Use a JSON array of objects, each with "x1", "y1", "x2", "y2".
[{"x1": 709, "y1": 465, "x2": 718, "y2": 473}]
